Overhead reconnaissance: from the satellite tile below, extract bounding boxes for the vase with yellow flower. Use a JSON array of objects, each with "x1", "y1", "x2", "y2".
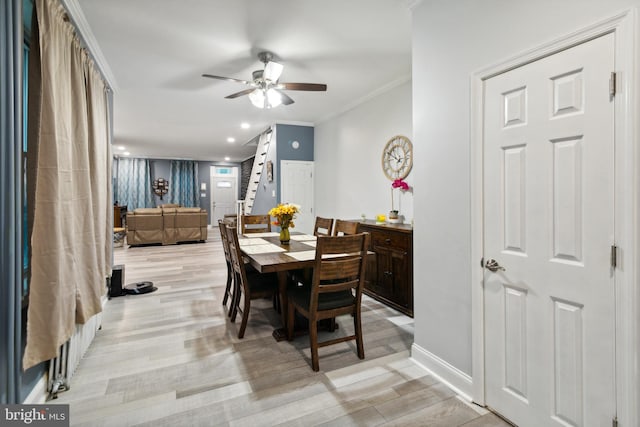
[{"x1": 268, "y1": 203, "x2": 300, "y2": 244}]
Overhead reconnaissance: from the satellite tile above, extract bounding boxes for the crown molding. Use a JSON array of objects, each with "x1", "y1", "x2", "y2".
[
  {"x1": 274, "y1": 120, "x2": 315, "y2": 127},
  {"x1": 61, "y1": 0, "x2": 118, "y2": 91}
]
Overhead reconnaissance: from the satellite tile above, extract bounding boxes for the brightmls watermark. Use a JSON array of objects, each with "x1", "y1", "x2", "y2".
[{"x1": 1, "y1": 405, "x2": 69, "y2": 426}]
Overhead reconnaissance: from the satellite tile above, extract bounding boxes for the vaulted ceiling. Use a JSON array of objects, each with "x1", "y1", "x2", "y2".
[{"x1": 71, "y1": 0, "x2": 412, "y2": 161}]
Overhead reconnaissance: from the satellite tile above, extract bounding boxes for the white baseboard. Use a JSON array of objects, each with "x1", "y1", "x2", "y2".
[
  {"x1": 411, "y1": 343, "x2": 473, "y2": 401},
  {"x1": 23, "y1": 372, "x2": 47, "y2": 404}
]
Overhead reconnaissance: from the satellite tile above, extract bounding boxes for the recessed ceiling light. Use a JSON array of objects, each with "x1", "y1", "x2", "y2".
[
  {"x1": 227, "y1": 137, "x2": 235, "y2": 143},
  {"x1": 240, "y1": 123, "x2": 250, "y2": 129},
  {"x1": 115, "y1": 145, "x2": 125, "y2": 150},
  {"x1": 123, "y1": 151, "x2": 130, "y2": 156},
  {"x1": 224, "y1": 156, "x2": 230, "y2": 161}
]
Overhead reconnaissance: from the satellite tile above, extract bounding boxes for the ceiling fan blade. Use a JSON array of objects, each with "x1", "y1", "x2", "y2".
[
  {"x1": 202, "y1": 73, "x2": 252, "y2": 85},
  {"x1": 277, "y1": 82, "x2": 327, "y2": 91},
  {"x1": 263, "y1": 61, "x2": 284, "y2": 82},
  {"x1": 224, "y1": 88, "x2": 257, "y2": 99},
  {"x1": 279, "y1": 90, "x2": 295, "y2": 105}
]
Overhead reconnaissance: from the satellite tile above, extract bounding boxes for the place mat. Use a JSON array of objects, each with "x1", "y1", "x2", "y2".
[
  {"x1": 241, "y1": 244, "x2": 287, "y2": 254},
  {"x1": 238, "y1": 237, "x2": 269, "y2": 246},
  {"x1": 285, "y1": 251, "x2": 347, "y2": 261},
  {"x1": 285, "y1": 250, "x2": 316, "y2": 261},
  {"x1": 242, "y1": 232, "x2": 280, "y2": 238},
  {"x1": 290, "y1": 234, "x2": 317, "y2": 241},
  {"x1": 302, "y1": 241, "x2": 317, "y2": 248}
]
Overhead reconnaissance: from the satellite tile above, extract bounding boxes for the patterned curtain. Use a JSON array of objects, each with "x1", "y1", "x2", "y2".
[
  {"x1": 169, "y1": 160, "x2": 199, "y2": 207},
  {"x1": 114, "y1": 157, "x2": 154, "y2": 210}
]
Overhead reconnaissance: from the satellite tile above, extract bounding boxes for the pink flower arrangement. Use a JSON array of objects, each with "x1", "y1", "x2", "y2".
[
  {"x1": 392, "y1": 178, "x2": 410, "y2": 191},
  {"x1": 391, "y1": 178, "x2": 410, "y2": 213}
]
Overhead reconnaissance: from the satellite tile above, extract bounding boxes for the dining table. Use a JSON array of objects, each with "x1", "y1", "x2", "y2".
[{"x1": 238, "y1": 231, "x2": 320, "y2": 341}]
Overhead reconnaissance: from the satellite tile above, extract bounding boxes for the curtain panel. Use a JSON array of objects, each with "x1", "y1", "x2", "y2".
[
  {"x1": 169, "y1": 160, "x2": 200, "y2": 207},
  {"x1": 23, "y1": 0, "x2": 111, "y2": 370},
  {"x1": 114, "y1": 157, "x2": 154, "y2": 210}
]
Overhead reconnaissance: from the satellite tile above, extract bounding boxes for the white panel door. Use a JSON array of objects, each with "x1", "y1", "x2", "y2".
[
  {"x1": 211, "y1": 172, "x2": 237, "y2": 225},
  {"x1": 484, "y1": 33, "x2": 615, "y2": 426},
  {"x1": 280, "y1": 160, "x2": 314, "y2": 234}
]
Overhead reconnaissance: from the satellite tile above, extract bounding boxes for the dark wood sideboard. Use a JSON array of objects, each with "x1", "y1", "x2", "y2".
[{"x1": 356, "y1": 220, "x2": 413, "y2": 317}]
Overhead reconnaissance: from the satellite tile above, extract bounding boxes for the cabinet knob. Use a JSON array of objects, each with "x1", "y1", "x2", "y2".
[{"x1": 385, "y1": 238, "x2": 391, "y2": 244}]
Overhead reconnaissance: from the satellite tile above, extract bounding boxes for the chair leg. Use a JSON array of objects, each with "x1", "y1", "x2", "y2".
[
  {"x1": 354, "y1": 307, "x2": 365, "y2": 360},
  {"x1": 222, "y1": 264, "x2": 232, "y2": 306},
  {"x1": 309, "y1": 317, "x2": 320, "y2": 371},
  {"x1": 230, "y1": 277, "x2": 241, "y2": 322},
  {"x1": 238, "y1": 296, "x2": 250, "y2": 339}
]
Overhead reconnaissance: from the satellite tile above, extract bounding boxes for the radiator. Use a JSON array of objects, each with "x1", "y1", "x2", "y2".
[{"x1": 48, "y1": 312, "x2": 102, "y2": 399}]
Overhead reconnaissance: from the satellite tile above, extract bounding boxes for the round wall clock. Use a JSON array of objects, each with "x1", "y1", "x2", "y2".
[{"x1": 382, "y1": 135, "x2": 413, "y2": 180}]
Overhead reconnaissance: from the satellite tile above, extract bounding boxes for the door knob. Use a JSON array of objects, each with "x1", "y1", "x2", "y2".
[{"x1": 484, "y1": 258, "x2": 506, "y2": 273}]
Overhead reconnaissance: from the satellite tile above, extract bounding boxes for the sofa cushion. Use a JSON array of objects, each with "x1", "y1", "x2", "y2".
[
  {"x1": 176, "y1": 207, "x2": 202, "y2": 213},
  {"x1": 133, "y1": 208, "x2": 162, "y2": 215},
  {"x1": 159, "y1": 203, "x2": 180, "y2": 208}
]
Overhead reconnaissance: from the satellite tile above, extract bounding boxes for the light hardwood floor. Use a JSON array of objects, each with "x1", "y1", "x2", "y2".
[{"x1": 55, "y1": 230, "x2": 510, "y2": 427}]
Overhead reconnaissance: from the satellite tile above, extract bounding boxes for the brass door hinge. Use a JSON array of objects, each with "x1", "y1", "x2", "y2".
[{"x1": 610, "y1": 72, "x2": 617, "y2": 98}]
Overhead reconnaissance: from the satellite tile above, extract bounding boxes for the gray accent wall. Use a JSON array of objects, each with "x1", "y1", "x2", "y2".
[
  {"x1": 250, "y1": 124, "x2": 314, "y2": 215},
  {"x1": 116, "y1": 158, "x2": 242, "y2": 224},
  {"x1": 275, "y1": 124, "x2": 314, "y2": 203}
]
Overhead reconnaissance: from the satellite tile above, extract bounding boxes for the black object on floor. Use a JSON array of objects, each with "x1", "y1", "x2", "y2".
[
  {"x1": 108, "y1": 265, "x2": 126, "y2": 298},
  {"x1": 124, "y1": 281, "x2": 157, "y2": 295}
]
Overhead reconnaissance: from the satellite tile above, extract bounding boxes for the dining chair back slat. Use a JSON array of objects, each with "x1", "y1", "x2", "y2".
[
  {"x1": 332, "y1": 219, "x2": 359, "y2": 236},
  {"x1": 313, "y1": 216, "x2": 334, "y2": 237},
  {"x1": 241, "y1": 214, "x2": 271, "y2": 234}
]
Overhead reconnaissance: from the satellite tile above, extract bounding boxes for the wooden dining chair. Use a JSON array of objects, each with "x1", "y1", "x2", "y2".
[
  {"x1": 313, "y1": 216, "x2": 334, "y2": 237},
  {"x1": 332, "y1": 219, "x2": 359, "y2": 236},
  {"x1": 241, "y1": 214, "x2": 271, "y2": 234},
  {"x1": 225, "y1": 225, "x2": 279, "y2": 338},
  {"x1": 287, "y1": 233, "x2": 369, "y2": 371},
  {"x1": 218, "y1": 220, "x2": 235, "y2": 316}
]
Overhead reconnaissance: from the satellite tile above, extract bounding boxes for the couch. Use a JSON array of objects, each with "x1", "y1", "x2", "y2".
[{"x1": 126, "y1": 206, "x2": 208, "y2": 246}]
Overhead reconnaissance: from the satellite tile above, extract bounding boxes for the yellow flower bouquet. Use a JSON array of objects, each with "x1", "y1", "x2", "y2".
[{"x1": 268, "y1": 203, "x2": 300, "y2": 244}]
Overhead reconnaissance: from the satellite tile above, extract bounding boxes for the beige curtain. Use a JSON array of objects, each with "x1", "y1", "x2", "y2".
[{"x1": 23, "y1": 0, "x2": 112, "y2": 370}]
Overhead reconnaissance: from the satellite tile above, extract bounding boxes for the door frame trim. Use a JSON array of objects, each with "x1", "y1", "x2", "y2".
[{"x1": 470, "y1": 9, "x2": 637, "y2": 425}]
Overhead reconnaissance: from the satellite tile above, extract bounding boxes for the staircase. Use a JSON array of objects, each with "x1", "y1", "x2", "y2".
[{"x1": 244, "y1": 128, "x2": 273, "y2": 214}]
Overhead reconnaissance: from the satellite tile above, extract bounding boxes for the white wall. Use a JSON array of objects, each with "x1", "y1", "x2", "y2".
[
  {"x1": 315, "y1": 81, "x2": 413, "y2": 221},
  {"x1": 411, "y1": 0, "x2": 639, "y2": 380}
]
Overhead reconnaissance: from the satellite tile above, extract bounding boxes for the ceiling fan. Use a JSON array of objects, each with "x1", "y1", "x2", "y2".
[{"x1": 202, "y1": 51, "x2": 327, "y2": 109}]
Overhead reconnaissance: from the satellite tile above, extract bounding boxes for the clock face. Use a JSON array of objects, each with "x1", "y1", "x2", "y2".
[{"x1": 382, "y1": 135, "x2": 413, "y2": 180}]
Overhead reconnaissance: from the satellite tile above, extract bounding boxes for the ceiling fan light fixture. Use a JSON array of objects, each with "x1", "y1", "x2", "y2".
[
  {"x1": 248, "y1": 89, "x2": 266, "y2": 108},
  {"x1": 204, "y1": 51, "x2": 326, "y2": 108},
  {"x1": 266, "y1": 88, "x2": 282, "y2": 108},
  {"x1": 263, "y1": 61, "x2": 284, "y2": 82},
  {"x1": 248, "y1": 88, "x2": 283, "y2": 109}
]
